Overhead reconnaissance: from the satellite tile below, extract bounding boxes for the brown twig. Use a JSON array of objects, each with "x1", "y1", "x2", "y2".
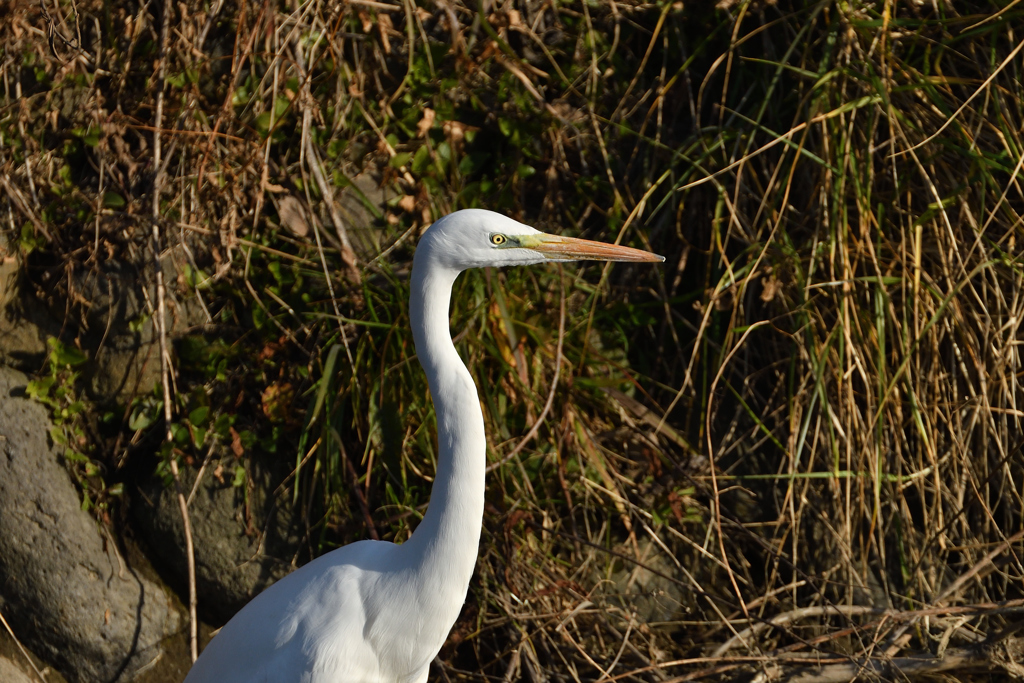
[{"x1": 150, "y1": 0, "x2": 198, "y2": 663}]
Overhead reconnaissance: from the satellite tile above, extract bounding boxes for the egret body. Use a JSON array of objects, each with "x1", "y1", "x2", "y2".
[{"x1": 184, "y1": 209, "x2": 662, "y2": 683}]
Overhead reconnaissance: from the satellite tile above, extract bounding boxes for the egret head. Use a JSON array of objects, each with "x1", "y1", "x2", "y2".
[{"x1": 415, "y1": 209, "x2": 664, "y2": 274}]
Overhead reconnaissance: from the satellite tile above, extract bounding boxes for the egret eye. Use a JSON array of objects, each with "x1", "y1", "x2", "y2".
[{"x1": 490, "y1": 234, "x2": 508, "y2": 246}]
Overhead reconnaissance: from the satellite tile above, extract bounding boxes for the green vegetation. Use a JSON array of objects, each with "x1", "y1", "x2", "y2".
[
  {"x1": 25, "y1": 338, "x2": 123, "y2": 513},
  {"x1": 2, "y1": 0, "x2": 1023, "y2": 679}
]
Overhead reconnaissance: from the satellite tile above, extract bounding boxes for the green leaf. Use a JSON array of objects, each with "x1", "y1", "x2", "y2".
[
  {"x1": 252, "y1": 305, "x2": 267, "y2": 330},
  {"x1": 436, "y1": 141, "x2": 451, "y2": 164},
  {"x1": 65, "y1": 450, "x2": 92, "y2": 464},
  {"x1": 232, "y1": 86, "x2": 249, "y2": 108},
  {"x1": 48, "y1": 338, "x2": 87, "y2": 367},
  {"x1": 274, "y1": 96, "x2": 290, "y2": 118},
  {"x1": 189, "y1": 406, "x2": 210, "y2": 427},
  {"x1": 327, "y1": 138, "x2": 347, "y2": 159},
  {"x1": 232, "y1": 465, "x2": 246, "y2": 487},
  {"x1": 26, "y1": 377, "x2": 56, "y2": 401},
  {"x1": 390, "y1": 152, "x2": 412, "y2": 168},
  {"x1": 72, "y1": 126, "x2": 101, "y2": 147},
  {"x1": 254, "y1": 111, "x2": 273, "y2": 135},
  {"x1": 332, "y1": 170, "x2": 351, "y2": 187},
  {"x1": 128, "y1": 314, "x2": 149, "y2": 334},
  {"x1": 18, "y1": 222, "x2": 46, "y2": 254},
  {"x1": 517, "y1": 164, "x2": 536, "y2": 178},
  {"x1": 214, "y1": 413, "x2": 235, "y2": 437},
  {"x1": 171, "y1": 423, "x2": 189, "y2": 443},
  {"x1": 103, "y1": 192, "x2": 126, "y2": 209},
  {"x1": 50, "y1": 426, "x2": 67, "y2": 445},
  {"x1": 459, "y1": 152, "x2": 489, "y2": 175},
  {"x1": 412, "y1": 145, "x2": 431, "y2": 174}
]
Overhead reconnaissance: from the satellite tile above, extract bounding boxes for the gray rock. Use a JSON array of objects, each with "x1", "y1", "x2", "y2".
[
  {"x1": 609, "y1": 539, "x2": 685, "y2": 623},
  {"x1": 70, "y1": 260, "x2": 156, "y2": 402},
  {"x1": 0, "y1": 366, "x2": 181, "y2": 683},
  {"x1": 0, "y1": 246, "x2": 208, "y2": 406},
  {"x1": 88, "y1": 342, "x2": 164, "y2": 406},
  {"x1": 0, "y1": 245, "x2": 19, "y2": 311},
  {"x1": 70, "y1": 251, "x2": 207, "y2": 405},
  {"x1": 0, "y1": 230, "x2": 57, "y2": 370},
  {"x1": 0, "y1": 656, "x2": 36, "y2": 683},
  {"x1": 336, "y1": 171, "x2": 389, "y2": 256},
  {"x1": 0, "y1": 307, "x2": 49, "y2": 370},
  {"x1": 134, "y1": 456, "x2": 301, "y2": 623}
]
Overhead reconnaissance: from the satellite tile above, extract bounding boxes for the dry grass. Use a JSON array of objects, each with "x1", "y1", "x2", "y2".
[{"x1": 1, "y1": 0, "x2": 1023, "y2": 680}]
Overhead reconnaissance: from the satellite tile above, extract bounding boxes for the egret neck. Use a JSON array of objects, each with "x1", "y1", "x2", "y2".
[{"x1": 404, "y1": 260, "x2": 486, "y2": 627}]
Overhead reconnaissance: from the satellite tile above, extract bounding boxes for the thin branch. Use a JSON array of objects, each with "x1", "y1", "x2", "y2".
[{"x1": 150, "y1": 0, "x2": 198, "y2": 663}]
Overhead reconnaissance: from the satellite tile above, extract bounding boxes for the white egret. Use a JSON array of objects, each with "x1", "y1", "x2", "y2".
[{"x1": 184, "y1": 209, "x2": 663, "y2": 683}]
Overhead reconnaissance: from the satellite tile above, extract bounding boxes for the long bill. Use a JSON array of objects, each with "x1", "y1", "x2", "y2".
[{"x1": 525, "y1": 234, "x2": 665, "y2": 262}]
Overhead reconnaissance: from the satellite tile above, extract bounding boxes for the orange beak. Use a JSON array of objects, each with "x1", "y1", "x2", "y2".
[{"x1": 526, "y1": 234, "x2": 664, "y2": 263}]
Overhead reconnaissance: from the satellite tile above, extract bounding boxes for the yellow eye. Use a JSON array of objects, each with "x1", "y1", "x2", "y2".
[{"x1": 490, "y1": 234, "x2": 507, "y2": 246}]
